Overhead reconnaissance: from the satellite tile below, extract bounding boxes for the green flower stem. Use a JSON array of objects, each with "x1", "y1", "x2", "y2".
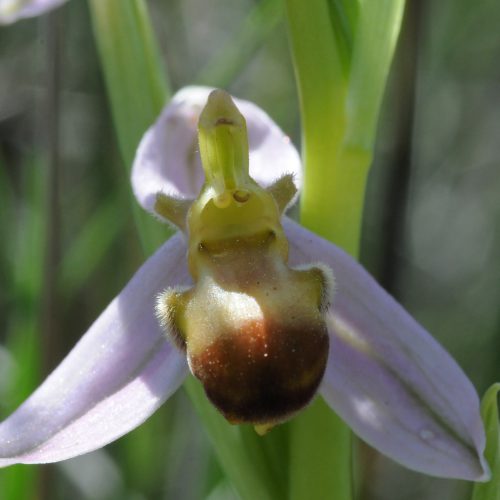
[
  {"x1": 0, "y1": 158, "x2": 43, "y2": 500},
  {"x1": 284, "y1": 0, "x2": 359, "y2": 255},
  {"x1": 289, "y1": 399, "x2": 352, "y2": 500},
  {"x1": 88, "y1": 1, "x2": 281, "y2": 497},
  {"x1": 285, "y1": 0, "x2": 405, "y2": 498},
  {"x1": 285, "y1": 1, "x2": 354, "y2": 498},
  {"x1": 185, "y1": 378, "x2": 284, "y2": 500}
]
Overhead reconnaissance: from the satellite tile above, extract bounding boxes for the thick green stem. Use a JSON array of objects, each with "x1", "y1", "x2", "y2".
[
  {"x1": 301, "y1": 145, "x2": 370, "y2": 257},
  {"x1": 185, "y1": 378, "x2": 284, "y2": 500},
  {"x1": 284, "y1": 0, "x2": 368, "y2": 257},
  {"x1": 285, "y1": 0, "x2": 405, "y2": 256},
  {"x1": 285, "y1": 1, "x2": 354, "y2": 498},
  {"x1": 284, "y1": 0, "x2": 405, "y2": 497},
  {"x1": 289, "y1": 399, "x2": 352, "y2": 500}
]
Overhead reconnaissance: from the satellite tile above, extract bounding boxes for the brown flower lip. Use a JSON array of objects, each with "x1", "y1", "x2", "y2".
[{"x1": 189, "y1": 316, "x2": 329, "y2": 425}]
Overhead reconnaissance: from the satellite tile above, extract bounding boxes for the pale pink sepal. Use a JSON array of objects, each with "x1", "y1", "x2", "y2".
[
  {"x1": 0, "y1": 234, "x2": 190, "y2": 466},
  {"x1": 131, "y1": 86, "x2": 302, "y2": 215},
  {"x1": 0, "y1": 0, "x2": 66, "y2": 24},
  {"x1": 285, "y1": 218, "x2": 489, "y2": 481}
]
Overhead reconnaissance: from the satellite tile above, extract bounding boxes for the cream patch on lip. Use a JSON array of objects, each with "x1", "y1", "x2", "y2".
[{"x1": 210, "y1": 288, "x2": 264, "y2": 325}]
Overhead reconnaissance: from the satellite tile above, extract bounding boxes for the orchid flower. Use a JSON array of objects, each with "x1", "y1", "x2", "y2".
[{"x1": 0, "y1": 86, "x2": 489, "y2": 483}]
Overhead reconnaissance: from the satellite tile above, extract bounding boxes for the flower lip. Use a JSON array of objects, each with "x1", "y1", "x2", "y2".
[
  {"x1": 190, "y1": 316, "x2": 329, "y2": 424},
  {"x1": 178, "y1": 241, "x2": 332, "y2": 426}
]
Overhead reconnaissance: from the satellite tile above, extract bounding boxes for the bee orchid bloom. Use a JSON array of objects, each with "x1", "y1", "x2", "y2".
[{"x1": 0, "y1": 86, "x2": 489, "y2": 482}]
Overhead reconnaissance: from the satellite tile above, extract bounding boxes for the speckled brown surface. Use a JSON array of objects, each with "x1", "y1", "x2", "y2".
[{"x1": 189, "y1": 317, "x2": 329, "y2": 424}]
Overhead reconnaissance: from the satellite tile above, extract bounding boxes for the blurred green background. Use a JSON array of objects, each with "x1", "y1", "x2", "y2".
[{"x1": 0, "y1": 0, "x2": 499, "y2": 499}]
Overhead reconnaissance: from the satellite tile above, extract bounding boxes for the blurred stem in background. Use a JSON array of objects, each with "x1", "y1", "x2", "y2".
[
  {"x1": 0, "y1": 161, "x2": 43, "y2": 500},
  {"x1": 42, "y1": 9, "x2": 63, "y2": 378},
  {"x1": 0, "y1": 10, "x2": 66, "y2": 500},
  {"x1": 357, "y1": 4, "x2": 420, "y2": 495},
  {"x1": 194, "y1": 0, "x2": 283, "y2": 88},
  {"x1": 38, "y1": 10, "x2": 64, "y2": 500},
  {"x1": 377, "y1": 0, "x2": 420, "y2": 295},
  {"x1": 285, "y1": 0, "x2": 405, "y2": 498}
]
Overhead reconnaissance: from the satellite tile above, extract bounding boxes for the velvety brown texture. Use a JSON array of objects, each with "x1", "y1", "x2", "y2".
[{"x1": 189, "y1": 317, "x2": 329, "y2": 424}]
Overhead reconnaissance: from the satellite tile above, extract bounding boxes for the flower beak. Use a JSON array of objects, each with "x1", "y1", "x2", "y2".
[{"x1": 0, "y1": 86, "x2": 489, "y2": 482}]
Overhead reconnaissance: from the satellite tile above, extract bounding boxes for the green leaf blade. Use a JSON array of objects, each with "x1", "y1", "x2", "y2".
[{"x1": 472, "y1": 383, "x2": 500, "y2": 500}]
